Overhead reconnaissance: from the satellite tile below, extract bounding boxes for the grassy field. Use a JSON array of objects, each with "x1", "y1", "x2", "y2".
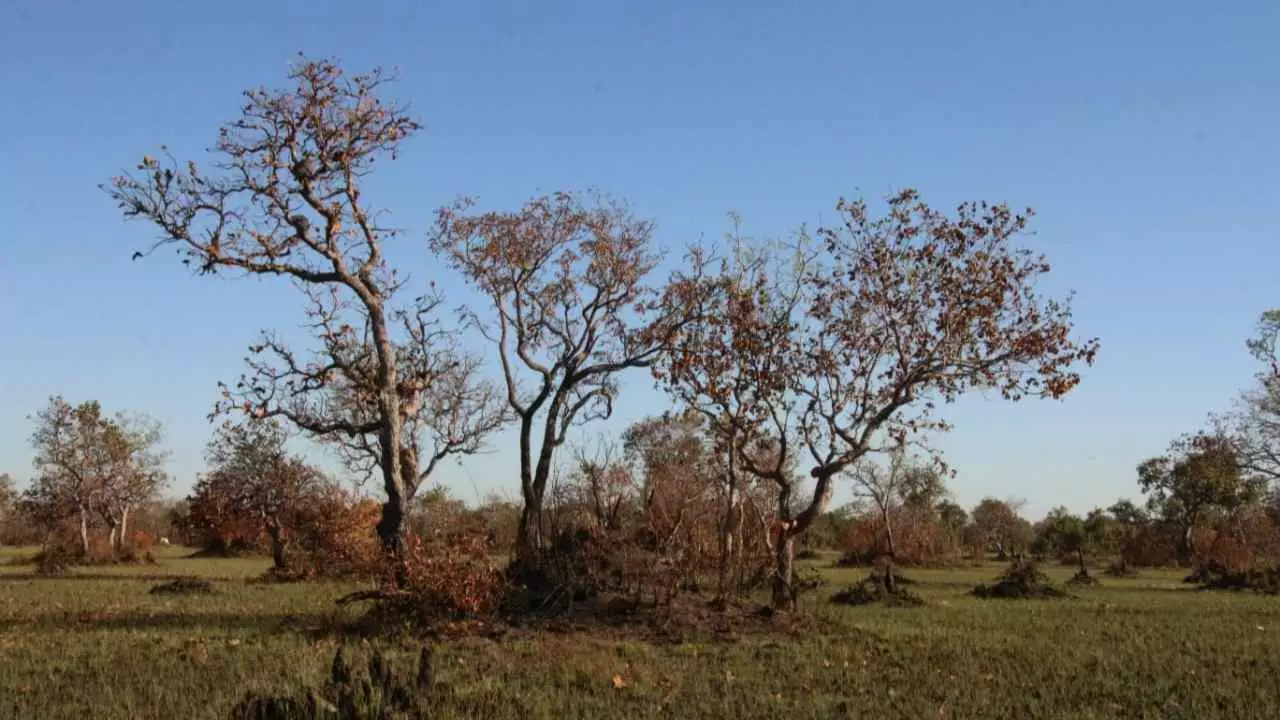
[{"x1": 1, "y1": 546, "x2": 1278, "y2": 719}]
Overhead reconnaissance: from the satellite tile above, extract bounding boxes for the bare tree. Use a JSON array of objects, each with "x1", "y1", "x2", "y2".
[
  {"x1": 431, "y1": 192, "x2": 696, "y2": 566},
  {"x1": 667, "y1": 190, "x2": 1098, "y2": 608},
  {"x1": 105, "y1": 57, "x2": 493, "y2": 553}
]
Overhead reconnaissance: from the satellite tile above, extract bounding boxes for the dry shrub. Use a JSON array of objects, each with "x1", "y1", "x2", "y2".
[
  {"x1": 129, "y1": 530, "x2": 158, "y2": 551},
  {"x1": 972, "y1": 559, "x2": 1068, "y2": 600},
  {"x1": 389, "y1": 533, "x2": 505, "y2": 620},
  {"x1": 284, "y1": 493, "x2": 383, "y2": 580},
  {"x1": 149, "y1": 577, "x2": 216, "y2": 595}
]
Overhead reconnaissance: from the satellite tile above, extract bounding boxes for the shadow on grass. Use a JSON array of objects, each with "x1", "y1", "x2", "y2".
[
  {"x1": 0, "y1": 610, "x2": 338, "y2": 635},
  {"x1": 0, "y1": 572, "x2": 247, "y2": 583}
]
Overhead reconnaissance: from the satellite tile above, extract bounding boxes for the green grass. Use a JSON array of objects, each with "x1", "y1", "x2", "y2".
[{"x1": 1, "y1": 550, "x2": 1278, "y2": 719}]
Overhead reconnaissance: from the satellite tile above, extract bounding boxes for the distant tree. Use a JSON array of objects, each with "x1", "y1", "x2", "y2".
[
  {"x1": 193, "y1": 419, "x2": 327, "y2": 569},
  {"x1": 105, "y1": 56, "x2": 484, "y2": 555},
  {"x1": 971, "y1": 497, "x2": 1030, "y2": 560},
  {"x1": 1037, "y1": 506, "x2": 1097, "y2": 576},
  {"x1": 432, "y1": 192, "x2": 697, "y2": 568},
  {"x1": 847, "y1": 449, "x2": 943, "y2": 560},
  {"x1": 1228, "y1": 309, "x2": 1280, "y2": 484},
  {"x1": 0, "y1": 473, "x2": 16, "y2": 544},
  {"x1": 936, "y1": 500, "x2": 969, "y2": 535},
  {"x1": 1138, "y1": 431, "x2": 1266, "y2": 564},
  {"x1": 24, "y1": 397, "x2": 168, "y2": 555}
]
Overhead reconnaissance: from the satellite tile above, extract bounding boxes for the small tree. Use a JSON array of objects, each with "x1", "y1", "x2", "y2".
[
  {"x1": 0, "y1": 473, "x2": 17, "y2": 545},
  {"x1": 195, "y1": 419, "x2": 327, "y2": 569},
  {"x1": 972, "y1": 498, "x2": 1030, "y2": 560}
]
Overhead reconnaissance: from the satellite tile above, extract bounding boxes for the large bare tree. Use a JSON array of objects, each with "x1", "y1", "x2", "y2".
[
  {"x1": 431, "y1": 192, "x2": 696, "y2": 566},
  {"x1": 666, "y1": 190, "x2": 1098, "y2": 608},
  {"x1": 106, "y1": 57, "x2": 499, "y2": 552}
]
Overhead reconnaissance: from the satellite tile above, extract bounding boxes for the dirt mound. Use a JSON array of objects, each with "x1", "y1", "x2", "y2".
[
  {"x1": 972, "y1": 560, "x2": 1069, "y2": 600},
  {"x1": 149, "y1": 577, "x2": 217, "y2": 596},
  {"x1": 831, "y1": 571, "x2": 925, "y2": 607},
  {"x1": 1066, "y1": 571, "x2": 1100, "y2": 587}
]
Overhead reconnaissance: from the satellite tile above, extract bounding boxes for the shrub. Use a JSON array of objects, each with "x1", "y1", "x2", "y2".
[{"x1": 972, "y1": 559, "x2": 1068, "y2": 600}]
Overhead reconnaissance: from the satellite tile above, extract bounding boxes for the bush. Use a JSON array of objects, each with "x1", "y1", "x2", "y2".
[
  {"x1": 34, "y1": 545, "x2": 74, "y2": 576},
  {"x1": 972, "y1": 559, "x2": 1068, "y2": 600}
]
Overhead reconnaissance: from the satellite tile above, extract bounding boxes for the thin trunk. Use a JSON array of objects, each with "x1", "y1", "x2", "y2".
[
  {"x1": 78, "y1": 506, "x2": 90, "y2": 556},
  {"x1": 514, "y1": 412, "x2": 540, "y2": 562},
  {"x1": 717, "y1": 446, "x2": 739, "y2": 602},
  {"x1": 772, "y1": 533, "x2": 795, "y2": 609},
  {"x1": 1077, "y1": 548, "x2": 1088, "y2": 576},
  {"x1": 266, "y1": 522, "x2": 287, "y2": 570},
  {"x1": 107, "y1": 522, "x2": 119, "y2": 552},
  {"x1": 120, "y1": 507, "x2": 129, "y2": 547},
  {"x1": 880, "y1": 501, "x2": 896, "y2": 559}
]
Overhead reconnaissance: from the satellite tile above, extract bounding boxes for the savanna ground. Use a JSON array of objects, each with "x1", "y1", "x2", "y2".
[{"x1": 1, "y1": 546, "x2": 1277, "y2": 719}]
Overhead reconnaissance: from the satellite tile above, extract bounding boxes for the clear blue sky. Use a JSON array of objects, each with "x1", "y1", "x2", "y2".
[{"x1": 2, "y1": 0, "x2": 1276, "y2": 518}]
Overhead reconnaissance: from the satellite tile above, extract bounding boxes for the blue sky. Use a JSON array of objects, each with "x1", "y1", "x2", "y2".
[{"x1": 1, "y1": 0, "x2": 1276, "y2": 518}]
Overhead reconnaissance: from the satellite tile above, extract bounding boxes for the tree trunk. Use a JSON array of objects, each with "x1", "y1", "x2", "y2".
[
  {"x1": 717, "y1": 448, "x2": 739, "y2": 602},
  {"x1": 370, "y1": 308, "x2": 407, "y2": 559},
  {"x1": 772, "y1": 532, "x2": 795, "y2": 609},
  {"x1": 1077, "y1": 548, "x2": 1088, "y2": 577},
  {"x1": 514, "y1": 412, "x2": 541, "y2": 563},
  {"x1": 266, "y1": 522, "x2": 287, "y2": 570},
  {"x1": 880, "y1": 502, "x2": 896, "y2": 559},
  {"x1": 1181, "y1": 523, "x2": 1196, "y2": 566},
  {"x1": 79, "y1": 506, "x2": 90, "y2": 557},
  {"x1": 120, "y1": 507, "x2": 129, "y2": 548},
  {"x1": 107, "y1": 521, "x2": 119, "y2": 552}
]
